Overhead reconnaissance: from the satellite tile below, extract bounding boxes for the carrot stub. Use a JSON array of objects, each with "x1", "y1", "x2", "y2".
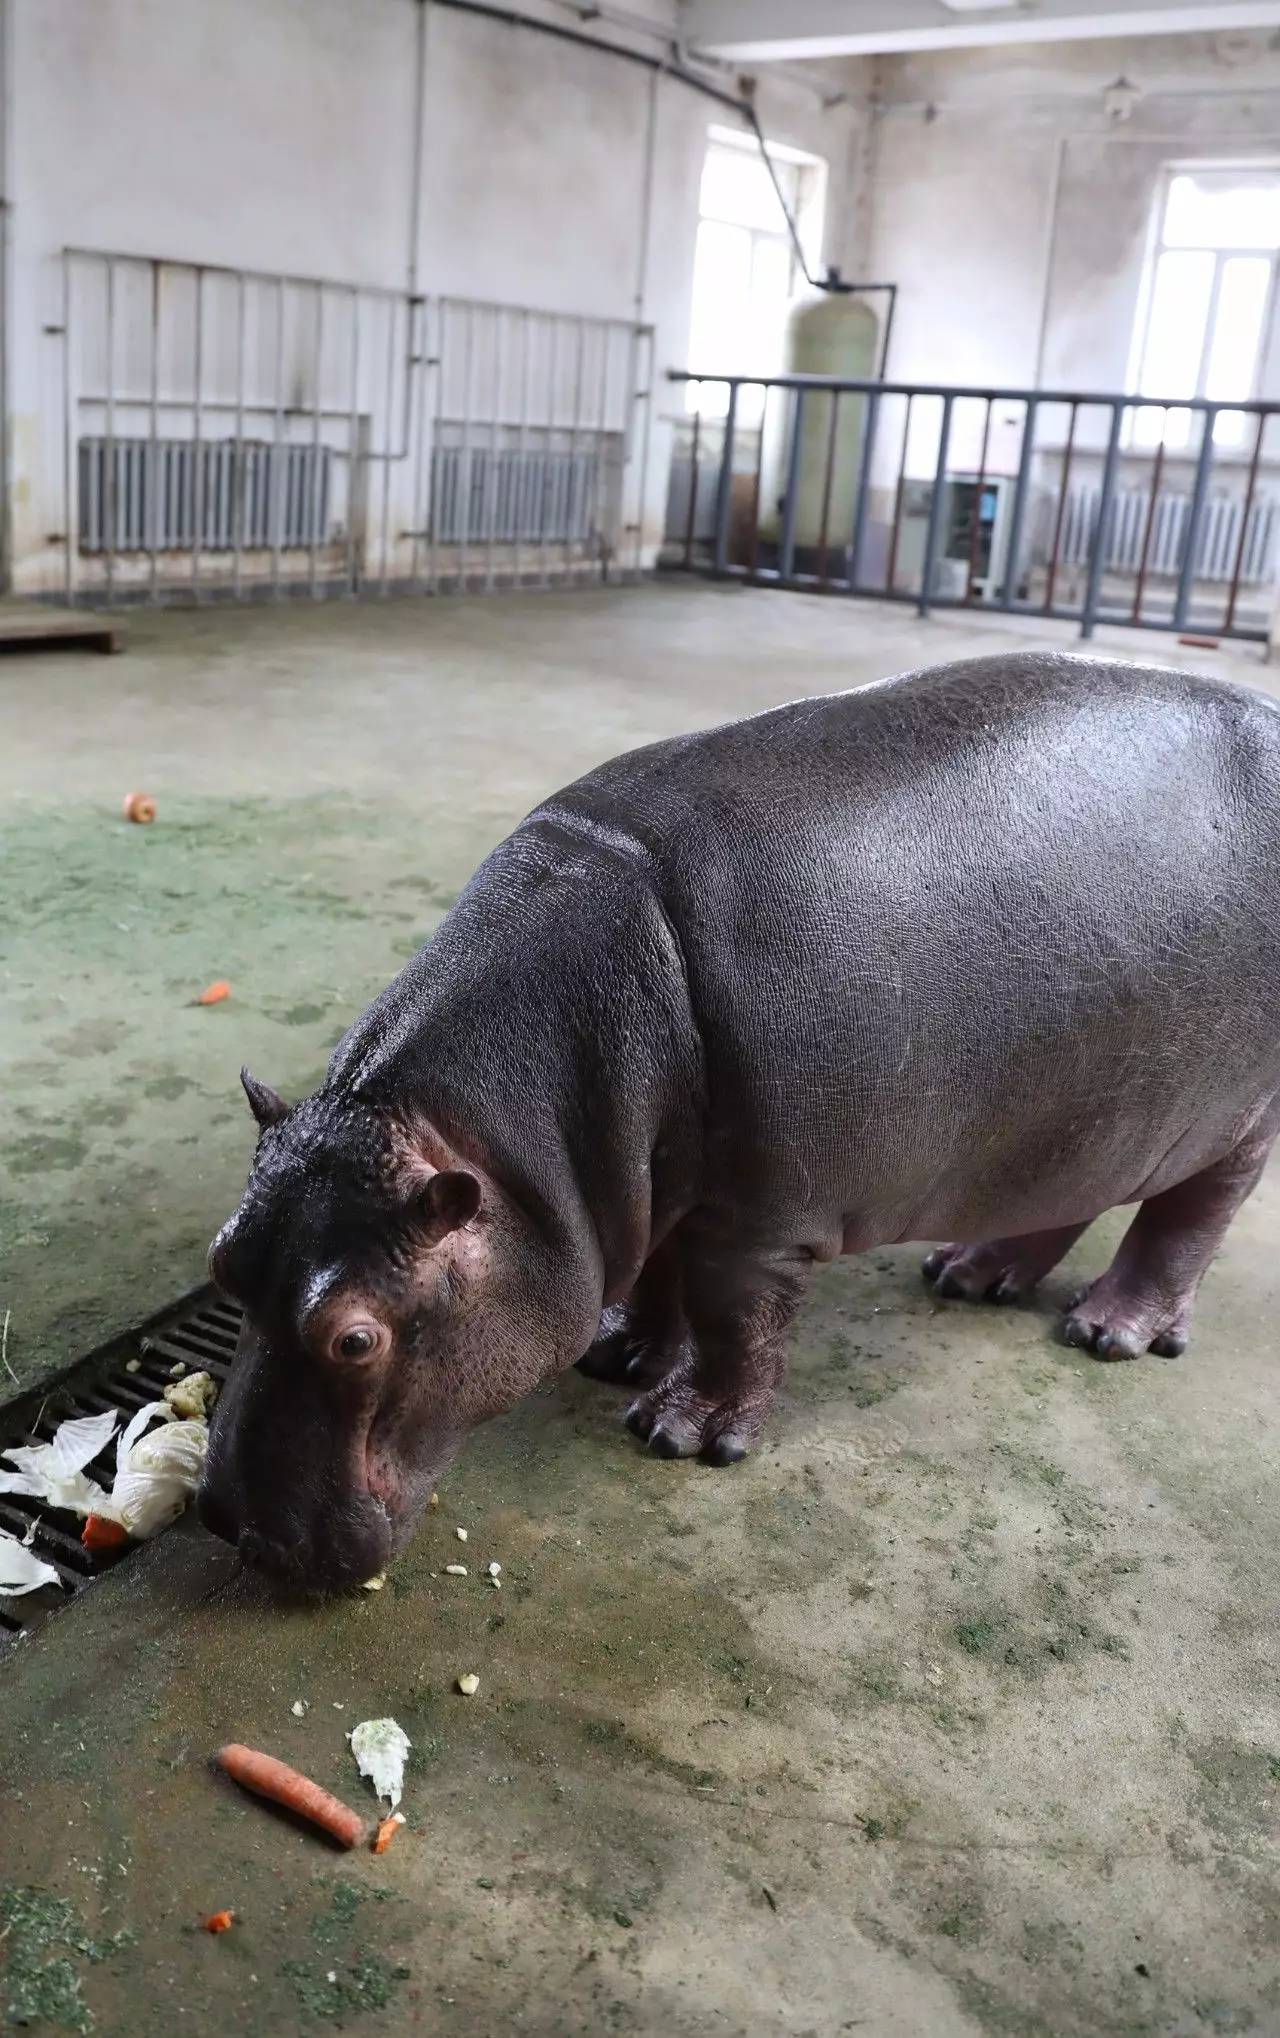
[
  {"x1": 214, "y1": 1743, "x2": 367, "y2": 1849},
  {"x1": 197, "y1": 981, "x2": 232, "y2": 1006},
  {"x1": 372, "y1": 1814, "x2": 405, "y2": 1855},
  {"x1": 204, "y1": 1910, "x2": 235, "y2": 1934},
  {"x1": 82, "y1": 1514, "x2": 128, "y2": 1555}
]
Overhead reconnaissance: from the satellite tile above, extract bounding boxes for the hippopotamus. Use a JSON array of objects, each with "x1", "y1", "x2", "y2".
[{"x1": 199, "y1": 650, "x2": 1280, "y2": 1590}]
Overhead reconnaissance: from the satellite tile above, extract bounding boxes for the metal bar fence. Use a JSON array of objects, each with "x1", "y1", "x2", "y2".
[
  {"x1": 665, "y1": 370, "x2": 1280, "y2": 644},
  {"x1": 49, "y1": 248, "x2": 654, "y2": 607}
]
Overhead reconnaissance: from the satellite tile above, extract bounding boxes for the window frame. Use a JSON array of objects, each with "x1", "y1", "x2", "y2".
[{"x1": 1129, "y1": 161, "x2": 1280, "y2": 412}]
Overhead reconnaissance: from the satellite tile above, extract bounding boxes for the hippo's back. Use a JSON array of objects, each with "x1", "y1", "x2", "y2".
[{"x1": 544, "y1": 651, "x2": 1280, "y2": 1241}]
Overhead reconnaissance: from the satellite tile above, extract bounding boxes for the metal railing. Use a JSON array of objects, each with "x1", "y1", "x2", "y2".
[
  {"x1": 42, "y1": 248, "x2": 655, "y2": 606},
  {"x1": 665, "y1": 371, "x2": 1280, "y2": 644}
]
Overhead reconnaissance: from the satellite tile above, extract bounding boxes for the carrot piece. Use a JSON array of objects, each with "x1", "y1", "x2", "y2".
[
  {"x1": 372, "y1": 1813, "x2": 405, "y2": 1855},
  {"x1": 122, "y1": 791, "x2": 157, "y2": 824},
  {"x1": 197, "y1": 981, "x2": 231, "y2": 1006},
  {"x1": 82, "y1": 1514, "x2": 128, "y2": 1555},
  {"x1": 203, "y1": 1910, "x2": 235, "y2": 1934},
  {"x1": 215, "y1": 1743, "x2": 367, "y2": 1849}
]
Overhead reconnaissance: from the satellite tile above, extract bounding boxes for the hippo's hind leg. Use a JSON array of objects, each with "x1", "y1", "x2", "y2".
[
  {"x1": 924, "y1": 1225, "x2": 1089, "y2": 1304},
  {"x1": 1062, "y1": 1111, "x2": 1278, "y2": 1361},
  {"x1": 577, "y1": 1234, "x2": 687, "y2": 1387},
  {"x1": 624, "y1": 1229, "x2": 804, "y2": 1465}
]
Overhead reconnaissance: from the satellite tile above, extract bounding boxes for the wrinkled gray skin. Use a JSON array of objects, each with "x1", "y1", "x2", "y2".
[{"x1": 200, "y1": 652, "x2": 1280, "y2": 1592}]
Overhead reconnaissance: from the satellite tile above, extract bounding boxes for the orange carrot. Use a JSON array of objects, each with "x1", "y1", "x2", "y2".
[
  {"x1": 203, "y1": 1910, "x2": 235, "y2": 1933},
  {"x1": 197, "y1": 981, "x2": 231, "y2": 1006},
  {"x1": 372, "y1": 1814, "x2": 405, "y2": 1855},
  {"x1": 215, "y1": 1743, "x2": 367, "y2": 1849},
  {"x1": 82, "y1": 1514, "x2": 128, "y2": 1554}
]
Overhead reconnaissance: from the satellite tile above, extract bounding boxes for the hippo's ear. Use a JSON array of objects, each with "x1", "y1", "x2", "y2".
[
  {"x1": 240, "y1": 1066, "x2": 289, "y2": 1129},
  {"x1": 404, "y1": 1169, "x2": 482, "y2": 1250}
]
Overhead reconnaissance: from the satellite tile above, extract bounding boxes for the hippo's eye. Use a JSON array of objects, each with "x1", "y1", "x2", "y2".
[{"x1": 334, "y1": 1325, "x2": 379, "y2": 1361}]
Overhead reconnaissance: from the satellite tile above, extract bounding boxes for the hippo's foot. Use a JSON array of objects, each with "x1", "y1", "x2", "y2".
[
  {"x1": 576, "y1": 1309, "x2": 683, "y2": 1389},
  {"x1": 924, "y1": 1224, "x2": 1088, "y2": 1304},
  {"x1": 624, "y1": 1355, "x2": 769, "y2": 1465},
  {"x1": 1061, "y1": 1274, "x2": 1191, "y2": 1360}
]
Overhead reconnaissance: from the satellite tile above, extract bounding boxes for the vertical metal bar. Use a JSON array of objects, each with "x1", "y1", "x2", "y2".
[
  {"x1": 271, "y1": 278, "x2": 285, "y2": 599},
  {"x1": 1131, "y1": 418, "x2": 1166, "y2": 625},
  {"x1": 683, "y1": 397, "x2": 701, "y2": 568},
  {"x1": 565, "y1": 316, "x2": 585, "y2": 585},
  {"x1": 1174, "y1": 407, "x2": 1217, "y2": 631},
  {"x1": 1000, "y1": 398, "x2": 1037, "y2": 609},
  {"x1": 746, "y1": 387, "x2": 766, "y2": 582},
  {"x1": 1043, "y1": 399, "x2": 1078, "y2": 613},
  {"x1": 539, "y1": 314, "x2": 556, "y2": 589},
  {"x1": 104, "y1": 257, "x2": 116, "y2": 607},
  {"x1": 815, "y1": 389, "x2": 840, "y2": 587},
  {"x1": 409, "y1": 294, "x2": 427, "y2": 595},
  {"x1": 62, "y1": 253, "x2": 74, "y2": 606},
  {"x1": 1224, "y1": 409, "x2": 1266, "y2": 635},
  {"x1": 310, "y1": 282, "x2": 324, "y2": 598},
  {"x1": 191, "y1": 267, "x2": 203, "y2": 602},
  {"x1": 918, "y1": 393, "x2": 954, "y2": 618},
  {"x1": 456, "y1": 302, "x2": 475, "y2": 593},
  {"x1": 348, "y1": 287, "x2": 361, "y2": 596},
  {"x1": 885, "y1": 396, "x2": 912, "y2": 595},
  {"x1": 232, "y1": 272, "x2": 246, "y2": 601},
  {"x1": 711, "y1": 381, "x2": 738, "y2": 577},
  {"x1": 632, "y1": 324, "x2": 654, "y2": 582},
  {"x1": 964, "y1": 399, "x2": 993, "y2": 604},
  {"x1": 1081, "y1": 400, "x2": 1124, "y2": 640},
  {"x1": 486, "y1": 308, "x2": 502, "y2": 592},
  {"x1": 779, "y1": 387, "x2": 806, "y2": 583},
  {"x1": 849, "y1": 386, "x2": 880, "y2": 592},
  {"x1": 592, "y1": 318, "x2": 610, "y2": 582},
  {"x1": 514, "y1": 306, "x2": 530, "y2": 591},
  {"x1": 148, "y1": 262, "x2": 161, "y2": 603},
  {"x1": 380, "y1": 295, "x2": 396, "y2": 595},
  {"x1": 429, "y1": 299, "x2": 446, "y2": 595}
]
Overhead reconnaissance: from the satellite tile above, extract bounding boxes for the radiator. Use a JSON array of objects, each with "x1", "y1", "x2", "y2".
[
  {"x1": 78, "y1": 437, "x2": 332, "y2": 553},
  {"x1": 430, "y1": 441, "x2": 608, "y2": 546},
  {"x1": 1060, "y1": 484, "x2": 1279, "y2": 585}
]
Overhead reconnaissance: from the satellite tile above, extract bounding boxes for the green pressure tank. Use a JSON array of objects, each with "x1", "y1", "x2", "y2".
[{"x1": 763, "y1": 285, "x2": 879, "y2": 557}]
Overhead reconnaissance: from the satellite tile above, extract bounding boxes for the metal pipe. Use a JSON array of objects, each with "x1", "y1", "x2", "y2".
[
  {"x1": 310, "y1": 283, "x2": 324, "y2": 599},
  {"x1": 632, "y1": 323, "x2": 654, "y2": 580},
  {"x1": 148, "y1": 262, "x2": 161, "y2": 604},
  {"x1": 486, "y1": 308, "x2": 503, "y2": 593},
  {"x1": 429, "y1": 297, "x2": 447, "y2": 595},
  {"x1": 232, "y1": 273, "x2": 246, "y2": 601},
  {"x1": 1000, "y1": 398, "x2": 1037, "y2": 609},
  {"x1": 666, "y1": 368, "x2": 1278, "y2": 415},
  {"x1": 407, "y1": 0, "x2": 430, "y2": 298},
  {"x1": 514, "y1": 305, "x2": 530, "y2": 592},
  {"x1": 271, "y1": 278, "x2": 285, "y2": 600},
  {"x1": 815, "y1": 389, "x2": 840, "y2": 587},
  {"x1": 104, "y1": 258, "x2": 116, "y2": 607},
  {"x1": 349, "y1": 287, "x2": 362, "y2": 595},
  {"x1": 565, "y1": 317, "x2": 586, "y2": 587},
  {"x1": 778, "y1": 387, "x2": 806, "y2": 583},
  {"x1": 711, "y1": 381, "x2": 738, "y2": 578},
  {"x1": 683, "y1": 399, "x2": 701, "y2": 569},
  {"x1": 848, "y1": 387, "x2": 879, "y2": 592},
  {"x1": 964, "y1": 399, "x2": 992, "y2": 605},
  {"x1": 919, "y1": 394, "x2": 953, "y2": 619},
  {"x1": 1174, "y1": 411, "x2": 1218, "y2": 632},
  {"x1": 592, "y1": 317, "x2": 610, "y2": 582},
  {"x1": 1080, "y1": 399, "x2": 1124, "y2": 641},
  {"x1": 1131, "y1": 420, "x2": 1166, "y2": 626},
  {"x1": 1224, "y1": 410, "x2": 1266, "y2": 636},
  {"x1": 746, "y1": 388, "x2": 766, "y2": 583},
  {"x1": 61, "y1": 254, "x2": 73, "y2": 607},
  {"x1": 1043, "y1": 400, "x2": 1078, "y2": 615},
  {"x1": 380, "y1": 297, "x2": 397, "y2": 594},
  {"x1": 191, "y1": 268, "x2": 204, "y2": 602},
  {"x1": 885, "y1": 396, "x2": 911, "y2": 596},
  {"x1": 540, "y1": 315, "x2": 557, "y2": 590}
]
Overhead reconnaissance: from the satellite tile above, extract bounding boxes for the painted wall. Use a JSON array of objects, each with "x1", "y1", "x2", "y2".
[{"x1": 4, "y1": 0, "x2": 872, "y2": 591}]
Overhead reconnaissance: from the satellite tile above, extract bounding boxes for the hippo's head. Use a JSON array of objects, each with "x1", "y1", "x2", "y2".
[{"x1": 198, "y1": 1069, "x2": 578, "y2": 1593}]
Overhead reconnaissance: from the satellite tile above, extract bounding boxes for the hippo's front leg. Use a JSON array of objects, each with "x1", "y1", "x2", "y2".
[
  {"x1": 576, "y1": 1234, "x2": 687, "y2": 1387},
  {"x1": 624, "y1": 1229, "x2": 806, "y2": 1464}
]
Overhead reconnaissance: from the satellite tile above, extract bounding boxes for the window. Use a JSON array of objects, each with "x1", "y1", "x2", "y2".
[
  {"x1": 1131, "y1": 166, "x2": 1280, "y2": 449},
  {"x1": 686, "y1": 126, "x2": 826, "y2": 420}
]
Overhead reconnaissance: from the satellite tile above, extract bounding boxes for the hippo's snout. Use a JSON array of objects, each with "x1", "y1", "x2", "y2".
[{"x1": 198, "y1": 1466, "x2": 395, "y2": 1593}]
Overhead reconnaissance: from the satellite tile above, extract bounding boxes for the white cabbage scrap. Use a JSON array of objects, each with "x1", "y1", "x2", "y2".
[
  {"x1": 348, "y1": 1717, "x2": 411, "y2": 1808},
  {"x1": 0, "y1": 1401, "x2": 208, "y2": 1543},
  {"x1": 0, "y1": 1524, "x2": 61, "y2": 1598},
  {"x1": 0, "y1": 1409, "x2": 117, "y2": 1515}
]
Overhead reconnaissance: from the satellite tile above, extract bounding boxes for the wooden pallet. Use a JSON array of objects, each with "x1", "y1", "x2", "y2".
[{"x1": 0, "y1": 601, "x2": 124, "y2": 655}]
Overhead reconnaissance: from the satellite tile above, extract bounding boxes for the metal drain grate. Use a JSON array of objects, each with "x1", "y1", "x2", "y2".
[{"x1": 0, "y1": 1286, "x2": 242, "y2": 1654}]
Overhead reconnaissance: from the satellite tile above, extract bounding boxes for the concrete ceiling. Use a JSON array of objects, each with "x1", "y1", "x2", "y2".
[{"x1": 682, "y1": 0, "x2": 1280, "y2": 62}]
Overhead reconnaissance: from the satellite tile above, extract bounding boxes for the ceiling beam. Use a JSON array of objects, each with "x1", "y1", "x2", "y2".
[{"x1": 683, "y1": 0, "x2": 1280, "y2": 63}]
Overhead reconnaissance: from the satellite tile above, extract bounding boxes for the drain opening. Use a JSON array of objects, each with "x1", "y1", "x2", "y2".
[{"x1": 0, "y1": 1286, "x2": 242, "y2": 1653}]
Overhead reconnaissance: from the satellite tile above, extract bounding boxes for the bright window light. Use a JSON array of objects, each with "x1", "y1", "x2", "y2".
[
  {"x1": 686, "y1": 128, "x2": 825, "y2": 422},
  {"x1": 1131, "y1": 166, "x2": 1278, "y2": 452}
]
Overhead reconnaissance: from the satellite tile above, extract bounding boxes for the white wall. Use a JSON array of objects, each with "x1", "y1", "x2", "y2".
[{"x1": 4, "y1": 0, "x2": 873, "y2": 590}]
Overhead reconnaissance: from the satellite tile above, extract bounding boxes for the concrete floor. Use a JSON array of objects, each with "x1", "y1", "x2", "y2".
[{"x1": 2, "y1": 583, "x2": 1279, "y2": 2035}]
